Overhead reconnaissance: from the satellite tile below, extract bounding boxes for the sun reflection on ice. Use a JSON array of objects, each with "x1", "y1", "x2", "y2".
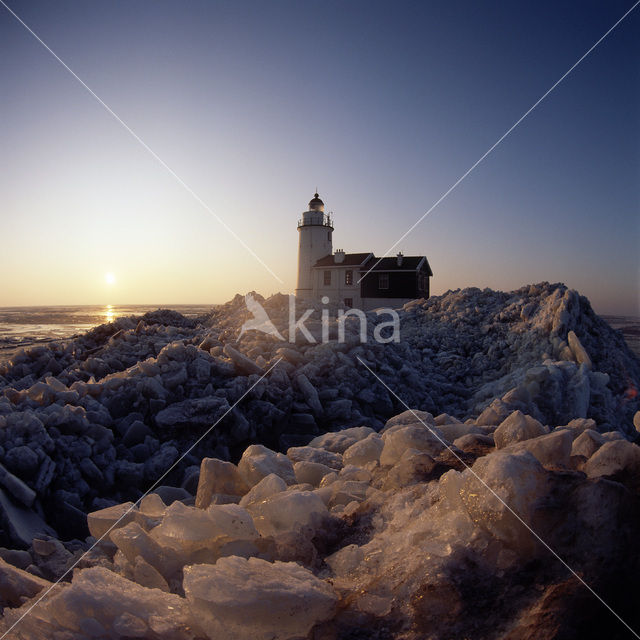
[{"x1": 104, "y1": 305, "x2": 115, "y2": 323}]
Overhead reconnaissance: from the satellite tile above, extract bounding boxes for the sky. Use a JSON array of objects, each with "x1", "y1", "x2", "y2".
[{"x1": 0, "y1": 0, "x2": 638, "y2": 314}]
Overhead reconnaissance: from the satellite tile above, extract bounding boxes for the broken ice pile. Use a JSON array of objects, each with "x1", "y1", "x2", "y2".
[
  {"x1": 0, "y1": 282, "x2": 638, "y2": 553},
  {"x1": 2, "y1": 400, "x2": 640, "y2": 639}
]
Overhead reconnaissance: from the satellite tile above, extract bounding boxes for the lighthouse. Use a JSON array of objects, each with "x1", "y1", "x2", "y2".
[
  {"x1": 295, "y1": 191, "x2": 433, "y2": 308},
  {"x1": 295, "y1": 192, "x2": 333, "y2": 299}
]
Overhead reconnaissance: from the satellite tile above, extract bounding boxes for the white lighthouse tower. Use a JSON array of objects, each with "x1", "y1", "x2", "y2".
[{"x1": 295, "y1": 192, "x2": 333, "y2": 299}]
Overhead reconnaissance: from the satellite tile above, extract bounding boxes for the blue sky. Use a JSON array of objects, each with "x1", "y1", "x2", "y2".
[{"x1": 0, "y1": 0, "x2": 638, "y2": 313}]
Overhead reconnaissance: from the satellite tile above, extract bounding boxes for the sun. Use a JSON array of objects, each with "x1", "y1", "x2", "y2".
[{"x1": 105, "y1": 272, "x2": 116, "y2": 285}]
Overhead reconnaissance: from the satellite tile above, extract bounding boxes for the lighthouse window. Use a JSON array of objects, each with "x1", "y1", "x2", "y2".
[
  {"x1": 345, "y1": 270, "x2": 353, "y2": 285},
  {"x1": 324, "y1": 270, "x2": 332, "y2": 286},
  {"x1": 327, "y1": 231, "x2": 331, "y2": 241},
  {"x1": 378, "y1": 273, "x2": 389, "y2": 289}
]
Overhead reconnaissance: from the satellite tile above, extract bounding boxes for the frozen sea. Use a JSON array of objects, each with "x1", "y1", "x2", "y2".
[
  {"x1": 0, "y1": 305, "x2": 638, "y2": 362},
  {"x1": 0, "y1": 304, "x2": 214, "y2": 362}
]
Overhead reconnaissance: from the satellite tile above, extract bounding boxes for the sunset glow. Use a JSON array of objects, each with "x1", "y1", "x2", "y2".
[{"x1": 0, "y1": 1, "x2": 637, "y2": 314}]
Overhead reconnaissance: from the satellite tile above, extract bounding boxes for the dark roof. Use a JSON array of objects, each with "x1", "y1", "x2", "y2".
[
  {"x1": 313, "y1": 252, "x2": 432, "y2": 275},
  {"x1": 313, "y1": 252, "x2": 373, "y2": 267},
  {"x1": 364, "y1": 256, "x2": 432, "y2": 275}
]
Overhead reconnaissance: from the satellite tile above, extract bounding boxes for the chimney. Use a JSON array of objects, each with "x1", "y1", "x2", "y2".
[
  {"x1": 334, "y1": 249, "x2": 345, "y2": 264},
  {"x1": 396, "y1": 252, "x2": 404, "y2": 266}
]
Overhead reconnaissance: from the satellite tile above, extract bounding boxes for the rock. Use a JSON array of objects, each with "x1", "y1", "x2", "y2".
[
  {"x1": 293, "y1": 461, "x2": 334, "y2": 486},
  {"x1": 238, "y1": 445, "x2": 296, "y2": 486},
  {"x1": 453, "y1": 433, "x2": 495, "y2": 453},
  {"x1": 87, "y1": 502, "x2": 137, "y2": 540},
  {"x1": 286, "y1": 446, "x2": 343, "y2": 470},
  {"x1": 54, "y1": 500, "x2": 90, "y2": 541},
  {"x1": 184, "y1": 557, "x2": 338, "y2": 640},
  {"x1": 0, "y1": 463, "x2": 36, "y2": 507},
  {"x1": 155, "y1": 397, "x2": 229, "y2": 429},
  {"x1": 0, "y1": 548, "x2": 32, "y2": 570},
  {"x1": 1, "y1": 566, "x2": 194, "y2": 639},
  {"x1": 122, "y1": 420, "x2": 153, "y2": 447},
  {"x1": 560, "y1": 417, "x2": 597, "y2": 436},
  {"x1": 31, "y1": 538, "x2": 57, "y2": 556},
  {"x1": 437, "y1": 423, "x2": 483, "y2": 443},
  {"x1": 224, "y1": 343, "x2": 263, "y2": 375},
  {"x1": 247, "y1": 490, "x2": 328, "y2": 537},
  {"x1": 383, "y1": 450, "x2": 437, "y2": 490},
  {"x1": 150, "y1": 502, "x2": 258, "y2": 567},
  {"x1": 454, "y1": 451, "x2": 549, "y2": 553},
  {"x1": 342, "y1": 433, "x2": 384, "y2": 467},
  {"x1": 567, "y1": 330, "x2": 592, "y2": 369},
  {"x1": 380, "y1": 424, "x2": 446, "y2": 466},
  {"x1": 325, "y1": 544, "x2": 364, "y2": 576},
  {"x1": 30, "y1": 538, "x2": 73, "y2": 581},
  {"x1": 195, "y1": 458, "x2": 249, "y2": 509},
  {"x1": 4, "y1": 446, "x2": 39, "y2": 478},
  {"x1": 475, "y1": 404, "x2": 503, "y2": 426},
  {"x1": 153, "y1": 486, "x2": 192, "y2": 506},
  {"x1": 80, "y1": 457, "x2": 104, "y2": 484},
  {"x1": 144, "y1": 446, "x2": 179, "y2": 482},
  {"x1": 570, "y1": 429, "x2": 606, "y2": 459},
  {"x1": 308, "y1": 426, "x2": 375, "y2": 453},
  {"x1": 494, "y1": 411, "x2": 547, "y2": 449},
  {"x1": 0, "y1": 489, "x2": 57, "y2": 549},
  {"x1": 132, "y1": 555, "x2": 170, "y2": 592},
  {"x1": 583, "y1": 440, "x2": 640, "y2": 479},
  {"x1": 0, "y1": 557, "x2": 51, "y2": 607},
  {"x1": 139, "y1": 376, "x2": 166, "y2": 400},
  {"x1": 116, "y1": 459, "x2": 145, "y2": 486},
  {"x1": 34, "y1": 456, "x2": 56, "y2": 493},
  {"x1": 111, "y1": 522, "x2": 182, "y2": 581},
  {"x1": 383, "y1": 409, "x2": 436, "y2": 430},
  {"x1": 434, "y1": 413, "x2": 462, "y2": 426},
  {"x1": 601, "y1": 431, "x2": 625, "y2": 441},
  {"x1": 502, "y1": 429, "x2": 573, "y2": 468},
  {"x1": 239, "y1": 474, "x2": 287, "y2": 509},
  {"x1": 325, "y1": 398, "x2": 352, "y2": 420},
  {"x1": 296, "y1": 374, "x2": 323, "y2": 415}
]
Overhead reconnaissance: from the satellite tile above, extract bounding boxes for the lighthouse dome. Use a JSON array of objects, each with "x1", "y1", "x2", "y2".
[{"x1": 308, "y1": 192, "x2": 324, "y2": 212}]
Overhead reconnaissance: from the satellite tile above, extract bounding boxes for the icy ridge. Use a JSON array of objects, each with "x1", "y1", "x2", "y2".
[{"x1": 0, "y1": 283, "x2": 636, "y2": 548}]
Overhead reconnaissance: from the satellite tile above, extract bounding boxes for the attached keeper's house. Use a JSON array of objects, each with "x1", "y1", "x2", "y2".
[{"x1": 295, "y1": 193, "x2": 432, "y2": 310}]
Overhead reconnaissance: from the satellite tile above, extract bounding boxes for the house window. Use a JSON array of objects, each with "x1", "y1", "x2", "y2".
[
  {"x1": 323, "y1": 270, "x2": 332, "y2": 286},
  {"x1": 344, "y1": 298, "x2": 353, "y2": 308},
  {"x1": 378, "y1": 273, "x2": 389, "y2": 289},
  {"x1": 345, "y1": 270, "x2": 353, "y2": 285}
]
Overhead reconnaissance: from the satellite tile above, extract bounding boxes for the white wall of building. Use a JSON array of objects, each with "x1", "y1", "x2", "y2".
[
  {"x1": 296, "y1": 210, "x2": 333, "y2": 298},
  {"x1": 312, "y1": 266, "x2": 362, "y2": 307}
]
